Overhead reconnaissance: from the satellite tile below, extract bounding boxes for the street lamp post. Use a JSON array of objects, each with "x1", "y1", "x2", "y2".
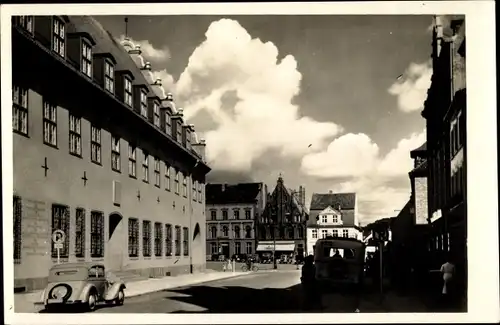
[{"x1": 273, "y1": 224, "x2": 277, "y2": 270}]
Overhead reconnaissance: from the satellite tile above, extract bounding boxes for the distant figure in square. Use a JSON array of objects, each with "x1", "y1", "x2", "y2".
[{"x1": 301, "y1": 254, "x2": 320, "y2": 310}]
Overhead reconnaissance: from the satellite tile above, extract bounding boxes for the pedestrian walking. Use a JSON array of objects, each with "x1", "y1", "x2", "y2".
[
  {"x1": 440, "y1": 256, "x2": 455, "y2": 298},
  {"x1": 300, "y1": 255, "x2": 321, "y2": 311}
]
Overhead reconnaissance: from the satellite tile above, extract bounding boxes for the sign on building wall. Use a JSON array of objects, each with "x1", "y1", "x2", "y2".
[{"x1": 415, "y1": 177, "x2": 429, "y2": 225}]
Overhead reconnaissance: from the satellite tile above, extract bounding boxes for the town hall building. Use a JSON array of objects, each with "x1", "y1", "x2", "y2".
[{"x1": 11, "y1": 15, "x2": 210, "y2": 292}]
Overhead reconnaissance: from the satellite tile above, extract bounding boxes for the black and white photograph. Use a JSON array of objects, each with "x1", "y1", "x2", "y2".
[{"x1": 2, "y1": 2, "x2": 498, "y2": 324}]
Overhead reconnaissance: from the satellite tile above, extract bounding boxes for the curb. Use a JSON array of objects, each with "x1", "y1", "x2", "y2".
[{"x1": 125, "y1": 271, "x2": 253, "y2": 299}]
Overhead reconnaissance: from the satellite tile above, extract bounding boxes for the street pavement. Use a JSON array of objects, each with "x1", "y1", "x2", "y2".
[{"x1": 94, "y1": 270, "x2": 362, "y2": 313}]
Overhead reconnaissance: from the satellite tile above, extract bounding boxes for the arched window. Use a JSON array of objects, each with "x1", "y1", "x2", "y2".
[
  {"x1": 222, "y1": 226, "x2": 229, "y2": 237},
  {"x1": 210, "y1": 226, "x2": 217, "y2": 239},
  {"x1": 245, "y1": 226, "x2": 252, "y2": 238},
  {"x1": 234, "y1": 226, "x2": 240, "y2": 238}
]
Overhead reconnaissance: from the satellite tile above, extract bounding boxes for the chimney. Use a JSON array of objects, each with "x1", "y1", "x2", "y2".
[
  {"x1": 154, "y1": 78, "x2": 162, "y2": 85},
  {"x1": 177, "y1": 108, "x2": 184, "y2": 117},
  {"x1": 329, "y1": 190, "x2": 333, "y2": 194},
  {"x1": 142, "y1": 62, "x2": 152, "y2": 71}
]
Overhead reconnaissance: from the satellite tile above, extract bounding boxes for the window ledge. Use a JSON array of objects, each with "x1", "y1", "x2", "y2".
[
  {"x1": 129, "y1": 174, "x2": 137, "y2": 179},
  {"x1": 91, "y1": 160, "x2": 102, "y2": 167},
  {"x1": 112, "y1": 168, "x2": 121, "y2": 174},
  {"x1": 70, "y1": 152, "x2": 83, "y2": 159},
  {"x1": 44, "y1": 142, "x2": 59, "y2": 150},
  {"x1": 13, "y1": 130, "x2": 29, "y2": 138}
]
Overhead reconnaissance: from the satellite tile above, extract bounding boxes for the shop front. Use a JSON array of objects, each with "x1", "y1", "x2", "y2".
[{"x1": 256, "y1": 241, "x2": 297, "y2": 263}]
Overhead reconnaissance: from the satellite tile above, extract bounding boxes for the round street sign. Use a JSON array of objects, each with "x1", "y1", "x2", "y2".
[{"x1": 52, "y1": 230, "x2": 65, "y2": 244}]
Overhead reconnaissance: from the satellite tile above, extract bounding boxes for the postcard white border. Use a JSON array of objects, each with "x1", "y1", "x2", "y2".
[{"x1": 1, "y1": 1, "x2": 498, "y2": 324}]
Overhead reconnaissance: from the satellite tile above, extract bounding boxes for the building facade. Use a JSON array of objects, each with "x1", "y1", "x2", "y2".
[
  {"x1": 306, "y1": 192, "x2": 361, "y2": 256},
  {"x1": 205, "y1": 183, "x2": 267, "y2": 259},
  {"x1": 11, "y1": 16, "x2": 210, "y2": 292},
  {"x1": 421, "y1": 15, "x2": 466, "y2": 288},
  {"x1": 256, "y1": 176, "x2": 307, "y2": 261}
]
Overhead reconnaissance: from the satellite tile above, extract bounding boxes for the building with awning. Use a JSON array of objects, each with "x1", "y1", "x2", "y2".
[
  {"x1": 256, "y1": 175, "x2": 308, "y2": 261},
  {"x1": 256, "y1": 241, "x2": 296, "y2": 252}
]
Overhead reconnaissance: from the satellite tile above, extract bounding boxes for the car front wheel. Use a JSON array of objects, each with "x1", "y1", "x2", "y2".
[
  {"x1": 87, "y1": 293, "x2": 97, "y2": 311},
  {"x1": 115, "y1": 289, "x2": 125, "y2": 306}
]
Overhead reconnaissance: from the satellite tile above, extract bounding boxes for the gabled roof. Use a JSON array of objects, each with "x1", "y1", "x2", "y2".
[
  {"x1": 310, "y1": 192, "x2": 356, "y2": 210},
  {"x1": 410, "y1": 142, "x2": 427, "y2": 159},
  {"x1": 206, "y1": 183, "x2": 262, "y2": 205}
]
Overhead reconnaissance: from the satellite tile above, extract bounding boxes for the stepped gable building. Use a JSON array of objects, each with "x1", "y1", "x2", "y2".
[
  {"x1": 11, "y1": 15, "x2": 210, "y2": 292},
  {"x1": 306, "y1": 191, "x2": 362, "y2": 256},
  {"x1": 257, "y1": 176, "x2": 308, "y2": 261},
  {"x1": 205, "y1": 183, "x2": 267, "y2": 259}
]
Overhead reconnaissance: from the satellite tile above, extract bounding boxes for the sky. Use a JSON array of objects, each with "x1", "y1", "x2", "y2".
[{"x1": 97, "y1": 14, "x2": 434, "y2": 225}]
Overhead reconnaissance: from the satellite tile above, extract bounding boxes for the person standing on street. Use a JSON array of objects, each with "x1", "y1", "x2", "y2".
[
  {"x1": 300, "y1": 255, "x2": 320, "y2": 310},
  {"x1": 440, "y1": 256, "x2": 455, "y2": 302}
]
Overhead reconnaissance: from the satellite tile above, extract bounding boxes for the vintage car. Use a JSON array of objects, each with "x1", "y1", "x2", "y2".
[{"x1": 39, "y1": 262, "x2": 126, "y2": 312}]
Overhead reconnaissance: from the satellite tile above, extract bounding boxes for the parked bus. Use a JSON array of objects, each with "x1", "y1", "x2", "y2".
[{"x1": 314, "y1": 236, "x2": 366, "y2": 288}]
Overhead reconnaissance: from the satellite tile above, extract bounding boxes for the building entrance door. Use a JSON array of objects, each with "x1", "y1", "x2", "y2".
[
  {"x1": 221, "y1": 243, "x2": 229, "y2": 258},
  {"x1": 107, "y1": 213, "x2": 124, "y2": 271}
]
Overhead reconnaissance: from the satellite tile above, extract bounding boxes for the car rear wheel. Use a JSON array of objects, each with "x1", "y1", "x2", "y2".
[
  {"x1": 115, "y1": 289, "x2": 125, "y2": 306},
  {"x1": 87, "y1": 292, "x2": 97, "y2": 311}
]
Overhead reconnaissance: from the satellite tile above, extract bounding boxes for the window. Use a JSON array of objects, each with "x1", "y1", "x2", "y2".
[
  {"x1": 176, "y1": 122, "x2": 182, "y2": 143},
  {"x1": 12, "y1": 86, "x2": 28, "y2": 135},
  {"x1": 198, "y1": 183, "x2": 202, "y2": 203},
  {"x1": 235, "y1": 242, "x2": 241, "y2": 254},
  {"x1": 154, "y1": 158, "x2": 160, "y2": 187},
  {"x1": 174, "y1": 171, "x2": 180, "y2": 194},
  {"x1": 246, "y1": 242, "x2": 252, "y2": 254},
  {"x1": 14, "y1": 196, "x2": 22, "y2": 263},
  {"x1": 233, "y1": 209, "x2": 240, "y2": 220},
  {"x1": 124, "y1": 77, "x2": 132, "y2": 107},
  {"x1": 165, "y1": 113, "x2": 172, "y2": 135},
  {"x1": 90, "y1": 211, "x2": 104, "y2": 258},
  {"x1": 140, "y1": 91, "x2": 148, "y2": 118},
  {"x1": 192, "y1": 180, "x2": 197, "y2": 201},
  {"x1": 245, "y1": 226, "x2": 252, "y2": 239},
  {"x1": 75, "y1": 208, "x2": 85, "y2": 258},
  {"x1": 142, "y1": 152, "x2": 149, "y2": 183},
  {"x1": 165, "y1": 164, "x2": 171, "y2": 191},
  {"x1": 154, "y1": 222, "x2": 162, "y2": 257},
  {"x1": 245, "y1": 210, "x2": 251, "y2": 220},
  {"x1": 51, "y1": 205, "x2": 69, "y2": 258},
  {"x1": 142, "y1": 220, "x2": 151, "y2": 257},
  {"x1": 321, "y1": 230, "x2": 327, "y2": 238},
  {"x1": 104, "y1": 60, "x2": 114, "y2": 93},
  {"x1": 183, "y1": 227, "x2": 189, "y2": 256},
  {"x1": 234, "y1": 226, "x2": 240, "y2": 239},
  {"x1": 128, "y1": 145, "x2": 136, "y2": 177},
  {"x1": 128, "y1": 218, "x2": 139, "y2": 257},
  {"x1": 18, "y1": 16, "x2": 34, "y2": 33},
  {"x1": 332, "y1": 229, "x2": 338, "y2": 237},
  {"x1": 210, "y1": 226, "x2": 217, "y2": 238},
  {"x1": 81, "y1": 41, "x2": 92, "y2": 77},
  {"x1": 343, "y1": 229, "x2": 349, "y2": 237},
  {"x1": 222, "y1": 210, "x2": 228, "y2": 220},
  {"x1": 222, "y1": 226, "x2": 229, "y2": 237},
  {"x1": 43, "y1": 100, "x2": 57, "y2": 146},
  {"x1": 153, "y1": 102, "x2": 160, "y2": 127},
  {"x1": 298, "y1": 226, "x2": 304, "y2": 238},
  {"x1": 211, "y1": 243, "x2": 218, "y2": 254},
  {"x1": 165, "y1": 224, "x2": 173, "y2": 256},
  {"x1": 111, "y1": 136, "x2": 121, "y2": 172},
  {"x1": 288, "y1": 227, "x2": 294, "y2": 238},
  {"x1": 312, "y1": 229, "x2": 317, "y2": 239},
  {"x1": 333, "y1": 214, "x2": 339, "y2": 224},
  {"x1": 210, "y1": 210, "x2": 216, "y2": 220},
  {"x1": 52, "y1": 18, "x2": 65, "y2": 57},
  {"x1": 69, "y1": 114, "x2": 82, "y2": 156},
  {"x1": 175, "y1": 226, "x2": 181, "y2": 256},
  {"x1": 90, "y1": 125, "x2": 101, "y2": 164},
  {"x1": 321, "y1": 215, "x2": 327, "y2": 223},
  {"x1": 182, "y1": 173, "x2": 188, "y2": 197}
]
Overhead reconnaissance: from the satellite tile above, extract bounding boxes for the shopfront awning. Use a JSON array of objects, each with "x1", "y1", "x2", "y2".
[{"x1": 256, "y1": 244, "x2": 296, "y2": 252}]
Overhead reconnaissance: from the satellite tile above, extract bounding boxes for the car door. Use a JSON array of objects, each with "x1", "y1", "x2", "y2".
[{"x1": 89, "y1": 265, "x2": 107, "y2": 299}]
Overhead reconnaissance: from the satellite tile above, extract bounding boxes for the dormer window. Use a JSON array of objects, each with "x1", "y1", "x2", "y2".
[
  {"x1": 81, "y1": 41, "x2": 92, "y2": 78},
  {"x1": 104, "y1": 60, "x2": 114, "y2": 93},
  {"x1": 176, "y1": 121, "x2": 182, "y2": 143},
  {"x1": 153, "y1": 102, "x2": 160, "y2": 127},
  {"x1": 140, "y1": 91, "x2": 148, "y2": 118},
  {"x1": 52, "y1": 18, "x2": 65, "y2": 58},
  {"x1": 18, "y1": 16, "x2": 34, "y2": 33},
  {"x1": 124, "y1": 78, "x2": 132, "y2": 107},
  {"x1": 165, "y1": 113, "x2": 172, "y2": 135}
]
